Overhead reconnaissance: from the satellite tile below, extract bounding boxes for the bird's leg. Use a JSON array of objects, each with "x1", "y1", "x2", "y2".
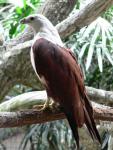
[
  {"x1": 33, "y1": 97, "x2": 59, "y2": 112},
  {"x1": 49, "y1": 99, "x2": 54, "y2": 106},
  {"x1": 49, "y1": 100, "x2": 60, "y2": 111},
  {"x1": 33, "y1": 98, "x2": 51, "y2": 111},
  {"x1": 42, "y1": 98, "x2": 50, "y2": 110}
]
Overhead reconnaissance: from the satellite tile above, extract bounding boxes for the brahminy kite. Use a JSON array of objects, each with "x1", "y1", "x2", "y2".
[{"x1": 20, "y1": 14, "x2": 101, "y2": 149}]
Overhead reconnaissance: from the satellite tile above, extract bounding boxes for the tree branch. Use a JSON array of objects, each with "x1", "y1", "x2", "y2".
[
  {"x1": 86, "y1": 86, "x2": 113, "y2": 105},
  {"x1": 0, "y1": 89, "x2": 112, "y2": 128},
  {"x1": 57, "y1": 0, "x2": 113, "y2": 38},
  {"x1": 38, "y1": 0, "x2": 77, "y2": 25},
  {"x1": 0, "y1": 41, "x2": 42, "y2": 100},
  {"x1": 0, "y1": 87, "x2": 113, "y2": 112},
  {"x1": 0, "y1": 102, "x2": 112, "y2": 128}
]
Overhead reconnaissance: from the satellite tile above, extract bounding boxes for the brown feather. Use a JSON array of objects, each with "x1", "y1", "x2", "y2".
[{"x1": 32, "y1": 38, "x2": 101, "y2": 149}]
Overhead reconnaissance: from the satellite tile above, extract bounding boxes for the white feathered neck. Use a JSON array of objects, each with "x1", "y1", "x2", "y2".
[{"x1": 32, "y1": 15, "x2": 64, "y2": 47}]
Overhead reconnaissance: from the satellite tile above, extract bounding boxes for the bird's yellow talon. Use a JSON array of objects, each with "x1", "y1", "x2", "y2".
[{"x1": 33, "y1": 99, "x2": 50, "y2": 111}]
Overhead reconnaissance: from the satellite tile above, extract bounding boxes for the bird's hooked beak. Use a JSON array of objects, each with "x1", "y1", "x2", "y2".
[{"x1": 20, "y1": 18, "x2": 28, "y2": 24}]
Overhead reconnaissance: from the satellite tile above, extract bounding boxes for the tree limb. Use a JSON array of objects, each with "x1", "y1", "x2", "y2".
[
  {"x1": 86, "y1": 86, "x2": 113, "y2": 105},
  {"x1": 56, "y1": 0, "x2": 113, "y2": 38},
  {"x1": 0, "y1": 41, "x2": 42, "y2": 100},
  {"x1": 0, "y1": 87, "x2": 113, "y2": 112},
  {"x1": 0, "y1": 102, "x2": 112, "y2": 128},
  {"x1": 0, "y1": 89, "x2": 112, "y2": 128},
  {"x1": 38, "y1": 0, "x2": 77, "y2": 25}
]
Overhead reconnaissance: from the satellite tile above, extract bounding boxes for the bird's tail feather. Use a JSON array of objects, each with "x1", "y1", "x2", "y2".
[
  {"x1": 83, "y1": 95, "x2": 101, "y2": 144},
  {"x1": 63, "y1": 94, "x2": 101, "y2": 150},
  {"x1": 65, "y1": 112, "x2": 80, "y2": 150}
]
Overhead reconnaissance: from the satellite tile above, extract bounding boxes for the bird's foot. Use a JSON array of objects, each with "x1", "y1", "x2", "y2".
[
  {"x1": 33, "y1": 99, "x2": 51, "y2": 112},
  {"x1": 49, "y1": 101, "x2": 60, "y2": 112},
  {"x1": 33, "y1": 99, "x2": 59, "y2": 112},
  {"x1": 33, "y1": 104, "x2": 45, "y2": 111}
]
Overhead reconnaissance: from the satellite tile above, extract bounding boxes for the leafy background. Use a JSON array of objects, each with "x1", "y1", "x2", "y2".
[{"x1": 0, "y1": 0, "x2": 113, "y2": 149}]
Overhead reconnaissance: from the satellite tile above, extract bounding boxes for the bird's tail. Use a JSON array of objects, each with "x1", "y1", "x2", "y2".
[
  {"x1": 63, "y1": 94, "x2": 101, "y2": 150},
  {"x1": 65, "y1": 112, "x2": 80, "y2": 150},
  {"x1": 83, "y1": 94, "x2": 101, "y2": 144}
]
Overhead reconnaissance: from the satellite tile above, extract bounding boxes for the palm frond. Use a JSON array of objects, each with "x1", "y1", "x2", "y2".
[{"x1": 70, "y1": 17, "x2": 113, "y2": 72}]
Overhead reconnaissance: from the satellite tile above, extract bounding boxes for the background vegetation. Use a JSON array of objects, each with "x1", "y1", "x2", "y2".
[{"x1": 0, "y1": 0, "x2": 113, "y2": 149}]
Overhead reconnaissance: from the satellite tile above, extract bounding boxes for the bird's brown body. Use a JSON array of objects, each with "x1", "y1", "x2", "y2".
[{"x1": 32, "y1": 38, "x2": 101, "y2": 149}]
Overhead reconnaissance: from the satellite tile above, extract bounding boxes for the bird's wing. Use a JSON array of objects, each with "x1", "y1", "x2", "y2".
[{"x1": 32, "y1": 38, "x2": 101, "y2": 148}]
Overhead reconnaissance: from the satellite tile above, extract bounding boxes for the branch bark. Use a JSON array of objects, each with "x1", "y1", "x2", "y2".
[
  {"x1": 0, "y1": 41, "x2": 42, "y2": 100},
  {"x1": 56, "y1": 0, "x2": 113, "y2": 39},
  {"x1": 0, "y1": 102, "x2": 112, "y2": 128},
  {"x1": 0, "y1": 87, "x2": 113, "y2": 112},
  {"x1": 86, "y1": 86, "x2": 113, "y2": 105},
  {"x1": 0, "y1": 89, "x2": 112, "y2": 128},
  {"x1": 38, "y1": 0, "x2": 77, "y2": 25}
]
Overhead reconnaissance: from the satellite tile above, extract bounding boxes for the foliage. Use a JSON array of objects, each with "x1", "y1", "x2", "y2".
[
  {"x1": 66, "y1": 17, "x2": 113, "y2": 73},
  {"x1": 103, "y1": 6, "x2": 113, "y2": 22},
  {"x1": 0, "y1": 0, "x2": 40, "y2": 39},
  {"x1": 85, "y1": 62, "x2": 113, "y2": 90},
  {"x1": 19, "y1": 121, "x2": 76, "y2": 150}
]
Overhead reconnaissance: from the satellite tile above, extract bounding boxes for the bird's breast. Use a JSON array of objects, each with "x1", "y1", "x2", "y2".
[
  {"x1": 30, "y1": 47, "x2": 48, "y2": 87},
  {"x1": 30, "y1": 47, "x2": 38, "y2": 75}
]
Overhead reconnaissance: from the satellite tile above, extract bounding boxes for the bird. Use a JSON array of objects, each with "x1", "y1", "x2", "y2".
[{"x1": 20, "y1": 14, "x2": 101, "y2": 149}]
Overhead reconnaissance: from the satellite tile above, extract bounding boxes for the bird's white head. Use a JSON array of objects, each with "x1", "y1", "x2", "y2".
[
  {"x1": 20, "y1": 14, "x2": 51, "y2": 33},
  {"x1": 20, "y1": 14, "x2": 63, "y2": 46}
]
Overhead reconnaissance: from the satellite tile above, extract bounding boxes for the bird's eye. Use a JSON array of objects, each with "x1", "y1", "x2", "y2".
[{"x1": 30, "y1": 17, "x2": 34, "y2": 21}]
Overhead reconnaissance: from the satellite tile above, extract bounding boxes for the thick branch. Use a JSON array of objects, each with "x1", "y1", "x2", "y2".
[
  {"x1": 0, "y1": 87, "x2": 113, "y2": 112},
  {"x1": 0, "y1": 41, "x2": 43, "y2": 100},
  {"x1": 0, "y1": 89, "x2": 112, "y2": 127},
  {"x1": 86, "y1": 86, "x2": 113, "y2": 105},
  {"x1": 38, "y1": 0, "x2": 77, "y2": 25},
  {"x1": 57, "y1": 0, "x2": 113, "y2": 38},
  {"x1": 0, "y1": 102, "x2": 112, "y2": 128}
]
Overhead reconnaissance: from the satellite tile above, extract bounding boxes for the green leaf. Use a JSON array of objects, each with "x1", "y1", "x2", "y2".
[
  {"x1": 96, "y1": 48, "x2": 103, "y2": 72},
  {"x1": 0, "y1": 0, "x2": 7, "y2": 3},
  {"x1": 16, "y1": 7, "x2": 22, "y2": 14},
  {"x1": 27, "y1": 1, "x2": 36, "y2": 10},
  {"x1": 104, "y1": 48, "x2": 113, "y2": 65},
  {"x1": 23, "y1": 0, "x2": 27, "y2": 9},
  {"x1": 82, "y1": 21, "x2": 97, "y2": 39},
  {"x1": 101, "y1": 23, "x2": 113, "y2": 65},
  {"x1": 76, "y1": 1, "x2": 80, "y2": 9},
  {"x1": 86, "y1": 25, "x2": 100, "y2": 70},
  {"x1": 105, "y1": 29, "x2": 112, "y2": 41},
  {"x1": 79, "y1": 43, "x2": 89, "y2": 59},
  {"x1": 102, "y1": 26, "x2": 106, "y2": 51}
]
